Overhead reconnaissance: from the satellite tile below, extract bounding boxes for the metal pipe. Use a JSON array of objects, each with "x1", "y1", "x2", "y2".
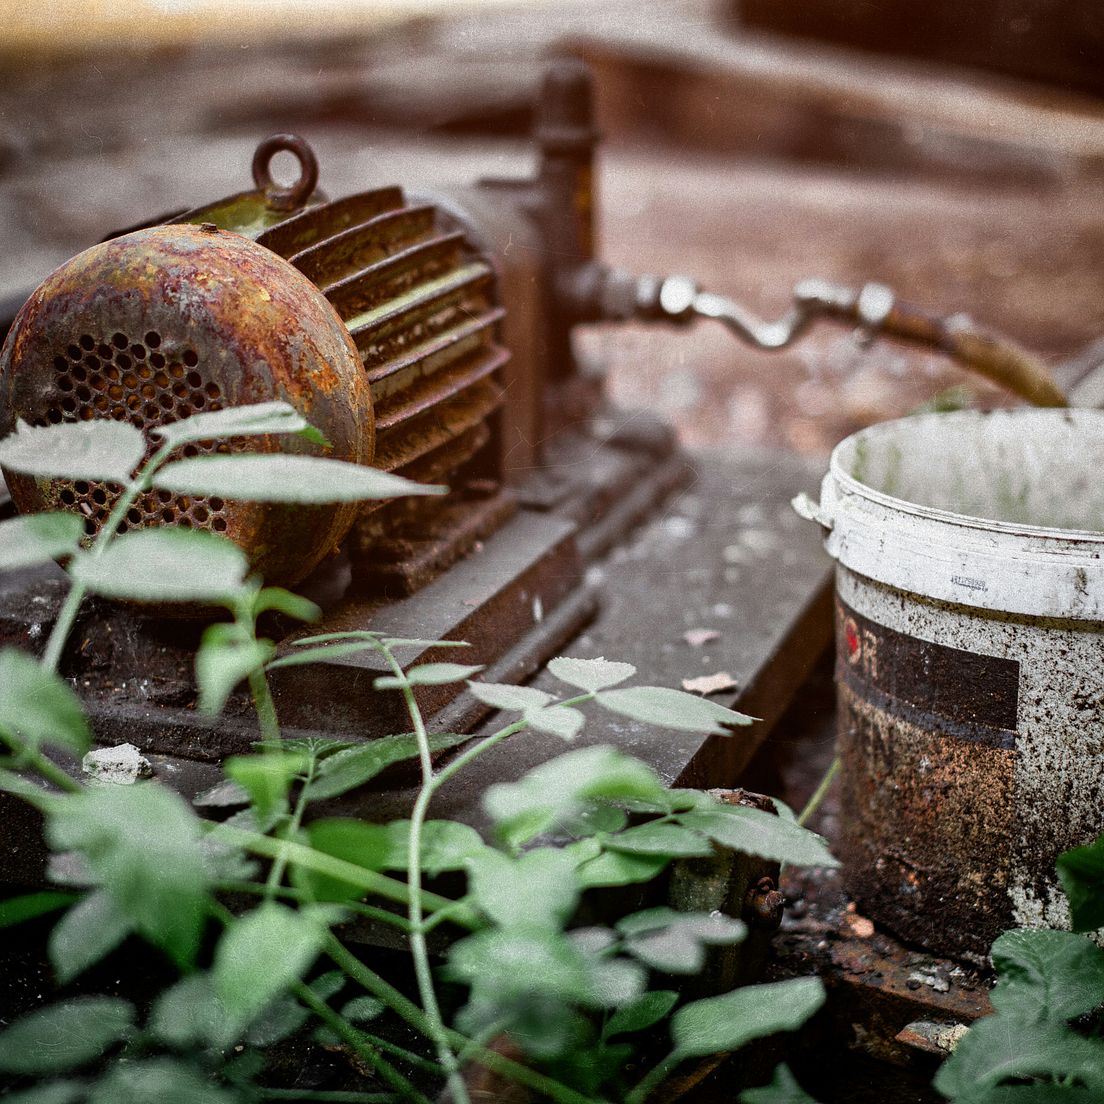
[{"x1": 604, "y1": 267, "x2": 1068, "y2": 409}]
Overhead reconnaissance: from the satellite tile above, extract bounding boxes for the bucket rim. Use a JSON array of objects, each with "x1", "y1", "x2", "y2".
[{"x1": 828, "y1": 409, "x2": 1104, "y2": 545}]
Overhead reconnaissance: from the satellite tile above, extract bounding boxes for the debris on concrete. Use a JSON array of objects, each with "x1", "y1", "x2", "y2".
[
  {"x1": 682, "y1": 671, "x2": 738, "y2": 695},
  {"x1": 81, "y1": 743, "x2": 153, "y2": 785}
]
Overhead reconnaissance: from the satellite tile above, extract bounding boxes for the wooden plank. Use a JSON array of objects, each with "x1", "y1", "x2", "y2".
[
  {"x1": 738, "y1": 0, "x2": 1104, "y2": 99},
  {"x1": 567, "y1": 15, "x2": 1104, "y2": 173},
  {"x1": 366, "y1": 445, "x2": 834, "y2": 831}
]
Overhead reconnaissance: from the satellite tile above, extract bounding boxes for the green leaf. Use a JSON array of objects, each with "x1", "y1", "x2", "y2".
[
  {"x1": 374, "y1": 662, "x2": 485, "y2": 690},
  {"x1": 87, "y1": 1056, "x2": 239, "y2": 1104},
  {"x1": 252, "y1": 586, "x2": 321, "y2": 623},
  {"x1": 1, "y1": 1083, "x2": 87, "y2": 1104},
  {"x1": 0, "y1": 418, "x2": 144, "y2": 483},
  {"x1": 295, "y1": 630, "x2": 384, "y2": 645},
  {"x1": 618, "y1": 789, "x2": 710, "y2": 816},
  {"x1": 0, "y1": 997, "x2": 134, "y2": 1074},
  {"x1": 616, "y1": 907, "x2": 745, "y2": 973},
  {"x1": 200, "y1": 835, "x2": 258, "y2": 882},
  {"x1": 309, "y1": 970, "x2": 346, "y2": 1001},
  {"x1": 192, "y1": 778, "x2": 250, "y2": 808},
  {"x1": 213, "y1": 903, "x2": 326, "y2": 1040},
  {"x1": 245, "y1": 994, "x2": 310, "y2": 1047},
  {"x1": 221, "y1": 1049, "x2": 267, "y2": 1085},
  {"x1": 0, "y1": 890, "x2": 76, "y2": 929},
  {"x1": 467, "y1": 679, "x2": 588, "y2": 739},
  {"x1": 458, "y1": 987, "x2": 593, "y2": 1066},
  {"x1": 0, "y1": 768, "x2": 61, "y2": 812},
  {"x1": 574, "y1": 849, "x2": 671, "y2": 889},
  {"x1": 382, "y1": 637, "x2": 471, "y2": 650},
  {"x1": 150, "y1": 973, "x2": 226, "y2": 1049},
  {"x1": 934, "y1": 1018, "x2": 1104, "y2": 1098},
  {"x1": 69, "y1": 528, "x2": 249, "y2": 604},
  {"x1": 341, "y1": 996, "x2": 385, "y2": 1023},
  {"x1": 466, "y1": 847, "x2": 580, "y2": 929},
  {"x1": 48, "y1": 888, "x2": 132, "y2": 983},
  {"x1": 48, "y1": 783, "x2": 210, "y2": 968},
  {"x1": 597, "y1": 685, "x2": 753, "y2": 734},
  {"x1": 195, "y1": 625, "x2": 275, "y2": 715},
  {"x1": 679, "y1": 806, "x2": 839, "y2": 868},
  {"x1": 547, "y1": 656, "x2": 636, "y2": 693},
  {"x1": 580, "y1": 955, "x2": 645, "y2": 1008},
  {"x1": 526, "y1": 705, "x2": 585, "y2": 740},
  {"x1": 567, "y1": 803, "x2": 628, "y2": 836},
  {"x1": 225, "y1": 751, "x2": 308, "y2": 823},
  {"x1": 603, "y1": 822, "x2": 715, "y2": 859},
  {"x1": 378, "y1": 819, "x2": 489, "y2": 876},
  {"x1": 740, "y1": 1064, "x2": 819, "y2": 1104},
  {"x1": 298, "y1": 818, "x2": 485, "y2": 898},
  {"x1": 554, "y1": 1037, "x2": 633, "y2": 1095},
  {"x1": 482, "y1": 745, "x2": 667, "y2": 848},
  {"x1": 268, "y1": 639, "x2": 385, "y2": 670},
  {"x1": 672, "y1": 977, "x2": 825, "y2": 1058},
  {"x1": 0, "y1": 648, "x2": 90, "y2": 756},
  {"x1": 302, "y1": 730, "x2": 470, "y2": 801},
  {"x1": 154, "y1": 454, "x2": 443, "y2": 503},
  {"x1": 0, "y1": 513, "x2": 85, "y2": 570},
  {"x1": 957, "y1": 1087, "x2": 1102, "y2": 1104},
  {"x1": 604, "y1": 989, "x2": 679, "y2": 1037},
  {"x1": 448, "y1": 926, "x2": 631, "y2": 1008},
  {"x1": 989, "y1": 928, "x2": 1104, "y2": 1023},
  {"x1": 1057, "y1": 833, "x2": 1104, "y2": 933},
  {"x1": 295, "y1": 819, "x2": 393, "y2": 902},
  {"x1": 267, "y1": 737, "x2": 354, "y2": 759},
  {"x1": 467, "y1": 681, "x2": 554, "y2": 713},
  {"x1": 151, "y1": 400, "x2": 324, "y2": 449}
]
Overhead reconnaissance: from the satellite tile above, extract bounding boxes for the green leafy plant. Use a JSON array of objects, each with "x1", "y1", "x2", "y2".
[
  {"x1": 0, "y1": 404, "x2": 835, "y2": 1103},
  {"x1": 932, "y1": 834, "x2": 1104, "y2": 1104},
  {"x1": 726, "y1": 845, "x2": 1104, "y2": 1104}
]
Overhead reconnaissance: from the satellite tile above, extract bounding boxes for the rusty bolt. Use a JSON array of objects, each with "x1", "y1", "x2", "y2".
[{"x1": 742, "y1": 876, "x2": 786, "y2": 931}]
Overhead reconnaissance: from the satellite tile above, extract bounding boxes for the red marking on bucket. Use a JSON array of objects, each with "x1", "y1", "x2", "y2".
[{"x1": 845, "y1": 617, "x2": 860, "y2": 662}]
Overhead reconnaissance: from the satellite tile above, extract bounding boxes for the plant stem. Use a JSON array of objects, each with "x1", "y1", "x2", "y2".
[
  {"x1": 427, "y1": 720, "x2": 525, "y2": 795},
  {"x1": 232, "y1": 588, "x2": 283, "y2": 747},
  {"x1": 325, "y1": 935, "x2": 432, "y2": 1035},
  {"x1": 41, "y1": 583, "x2": 86, "y2": 673},
  {"x1": 626, "y1": 1052, "x2": 680, "y2": 1104},
  {"x1": 257, "y1": 1091, "x2": 395, "y2": 1103},
  {"x1": 217, "y1": 881, "x2": 413, "y2": 933},
  {"x1": 420, "y1": 901, "x2": 474, "y2": 936},
  {"x1": 357, "y1": 1032, "x2": 445, "y2": 1077},
  {"x1": 2, "y1": 743, "x2": 82, "y2": 794},
  {"x1": 209, "y1": 822, "x2": 477, "y2": 926},
  {"x1": 797, "y1": 755, "x2": 840, "y2": 828},
  {"x1": 42, "y1": 439, "x2": 176, "y2": 673},
  {"x1": 293, "y1": 980, "x2": 433, "y2": 1104},
  {"x1": 265, "y1": 756, "x2": 315, "y2": 900},
  {"x1": 384, "y1": 648, "x2": 470, "y2": 1104},
  {"x1": 324, "y1": 937, "x2": 596, "y2": 1104},
  {"x1": 249, "y1": 667, "x2": 282, "y2": 746}
]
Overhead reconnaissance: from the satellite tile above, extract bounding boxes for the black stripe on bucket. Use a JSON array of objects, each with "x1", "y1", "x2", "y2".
[{"x1": 835, "y1": 598, "x2": 1019, "y2": 748}]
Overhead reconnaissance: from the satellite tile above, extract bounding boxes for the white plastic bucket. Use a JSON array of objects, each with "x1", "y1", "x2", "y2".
[{"x1": 803, "y1": 409, "x2": 1104, "y2": 958}]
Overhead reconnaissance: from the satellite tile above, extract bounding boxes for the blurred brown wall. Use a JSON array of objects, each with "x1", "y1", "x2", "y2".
[{"x1": 737, "y1": 0, "x2": 1104, "y2": 97}]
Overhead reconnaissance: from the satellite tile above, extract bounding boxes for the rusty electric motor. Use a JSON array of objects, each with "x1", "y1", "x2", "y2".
[{"x1": 0, "y1": 137, "x2": 508, "y2": 589}]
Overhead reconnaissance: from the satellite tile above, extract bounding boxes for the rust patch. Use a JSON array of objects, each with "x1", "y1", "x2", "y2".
[
  {"x1": 0, "y1": 223, "x2": 374, "y2": 587},
  {"x1": 774, "y1": 864, "x2": 992, "y2": 1075},
  {"x1": 837, "y1": 683, "x2": 1016, "y2": 958}
]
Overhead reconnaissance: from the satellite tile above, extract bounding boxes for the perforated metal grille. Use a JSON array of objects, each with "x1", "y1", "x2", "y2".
[{"x1": 41, "y1": 329, "x2": 229, "y2": 539}]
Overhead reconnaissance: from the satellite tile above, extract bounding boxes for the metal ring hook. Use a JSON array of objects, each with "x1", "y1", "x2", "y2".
[{"x1": 252, "y1": 134, "x2": 319, "y2": 212}]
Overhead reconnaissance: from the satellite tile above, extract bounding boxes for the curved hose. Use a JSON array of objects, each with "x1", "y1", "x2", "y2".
[{"x1": 626, "y1": 270, "x2": 1067, "y2": 409}]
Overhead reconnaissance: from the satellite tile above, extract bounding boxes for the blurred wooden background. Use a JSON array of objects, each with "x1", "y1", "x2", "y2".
[{"x1": 3, "y1": 0, "x2": 1103, "y2": 456}]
